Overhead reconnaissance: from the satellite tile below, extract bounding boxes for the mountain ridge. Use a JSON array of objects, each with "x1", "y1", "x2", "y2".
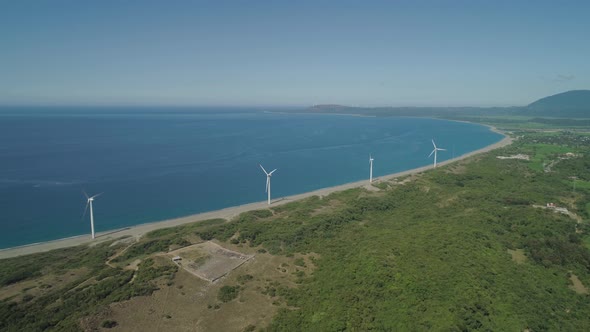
[
  {"x1": 306, "y1": 90, "x2": 590, "y2": 118},
  {"x1": 528, "y1": 90, "x2": 590, "y2": 109}
]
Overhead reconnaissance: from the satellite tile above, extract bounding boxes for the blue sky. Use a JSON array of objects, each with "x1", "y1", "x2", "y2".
[{"x1": 1, "y1": 1, "x2": 589, "y2": 107}]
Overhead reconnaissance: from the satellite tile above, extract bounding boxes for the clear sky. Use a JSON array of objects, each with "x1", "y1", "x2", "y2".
[{"x1": 1, "y1": 0, "x2": 589, "y2": 107}]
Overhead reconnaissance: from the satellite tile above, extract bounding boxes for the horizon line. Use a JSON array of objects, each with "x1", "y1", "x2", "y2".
[{"x1": 0, "y1": 103, "x2": 527, "y2": 109}]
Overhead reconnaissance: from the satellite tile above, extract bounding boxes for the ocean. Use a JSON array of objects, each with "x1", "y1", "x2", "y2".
[{"x1": 0, "y1": 107, "x2": 503, "y2": 249}]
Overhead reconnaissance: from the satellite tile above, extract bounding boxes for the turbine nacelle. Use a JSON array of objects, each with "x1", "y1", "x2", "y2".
[
  {"x1": 428, "y1": 148, "x2": 446, "y2": 157},
  {"x1": 429, "y1": 139, "x2": 446, "y2": 168},
  {"x1": 428, "y1": 149, "x2": 436, "y2": 158},
  {"x1": 259, "y1": 164, "x2": 277, "y2": 177},
  {"x1": 429, "y1": 139, "x2": 446, "y2": 155},
  {"x1": 83, "y1": 191, "x2": 102, "y2": 203}
]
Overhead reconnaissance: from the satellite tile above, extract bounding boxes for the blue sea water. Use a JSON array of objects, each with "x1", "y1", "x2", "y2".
[{"x1": 0, "y1": 107, "x2": 503, "y2": 249}]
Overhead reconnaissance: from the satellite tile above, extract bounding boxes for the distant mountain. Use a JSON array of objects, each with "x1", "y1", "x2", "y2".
[
  {"x1": 303, "y1": 90, "x2": 590, "y2": 119},
  {"x1": 525, "y1": 90, "x2": 590, "y2": 117}
]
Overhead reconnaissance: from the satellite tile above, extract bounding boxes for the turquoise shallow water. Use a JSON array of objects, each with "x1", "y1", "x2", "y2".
[{"x1": 0, "y1": 108, "x2": 502, "y2": 249}]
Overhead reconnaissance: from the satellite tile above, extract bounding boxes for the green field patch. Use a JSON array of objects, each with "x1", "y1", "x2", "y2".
[
  {"x1": 507, "y1": 248, "x2": 527, "y2": 264},
  {"x1": 575, "y1": 180, "x2": 590, "y2": 190},
  {"x1": 560, "y1": 179, "x2": 590, "y2": 193},
  {"x1": 525, "y1": 144, "x2": 574, "y2": 171}
]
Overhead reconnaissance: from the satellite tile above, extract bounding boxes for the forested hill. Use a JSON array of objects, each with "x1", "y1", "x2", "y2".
[
  {"x1": 304, "y1": 90, "x2": 590, "y2": 119},
  {"x1": 524, "y1": 90, "x2": 590, "y2": 117}
]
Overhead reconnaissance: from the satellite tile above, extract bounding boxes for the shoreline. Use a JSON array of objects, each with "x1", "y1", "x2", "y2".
[{"x1": 0, "y1": 127, "x2": 512, "y2": 259}]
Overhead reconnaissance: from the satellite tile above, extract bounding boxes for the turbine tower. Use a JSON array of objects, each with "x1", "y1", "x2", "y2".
[
  {"x1": 259, "y1": 164, "x2": 277, "y2": 205},
  {"x1": 428, "y1": 139, "x2": 446, "y2": 168},
  {"x1": 369, "y1": 154, "x2": 374, "y2": 183},
  {"x1": 83, "y1": 192, "x2": 102, "y2": 239}
]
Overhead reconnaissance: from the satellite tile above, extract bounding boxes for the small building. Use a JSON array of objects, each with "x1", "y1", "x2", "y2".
[
  {"x1": 547, "y1": 203, "x2": 556, "y2": 208},
  {"x1": 172, "y1": 256, "x2": 182, "y2": 262}
]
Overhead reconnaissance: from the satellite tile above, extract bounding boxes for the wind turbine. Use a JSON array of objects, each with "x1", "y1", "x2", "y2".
[
  {"x1": 428, "y1": 139, "x2": 446, "y2": 168},
  {"x1": 369, "y1": 154, "x2": 374, "y2": 183},
  {"x1": 259, "y1": 164, "x2": 277, "y2": 205},
  {"x1": 83, "y1": 191, "x2": 102, "y2": 239}
]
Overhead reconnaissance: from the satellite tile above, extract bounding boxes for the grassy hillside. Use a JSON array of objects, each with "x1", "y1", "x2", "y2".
[{"x1": 1, "y1": 130, "x2": 590, "y2": 331}]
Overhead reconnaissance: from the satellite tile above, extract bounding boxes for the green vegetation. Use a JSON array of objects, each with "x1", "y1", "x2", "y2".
[
  {"x1": 0, "y1": 243, "x2": 116, "y2": 287},
  {"x1": 101, "y1": 320, "x2": 118, "y2": 328},
  {"x1": 523, "y1": 143, "x2": 573, "y2": 171},
  {"x1": 145, "y1": 218, "x2": 225, "y2": 238},
  {"x1": 293, "y1": 258, "x2": 306, "y2": 267},
  {"x1": 195, "y1": 207, "x2": 303, "y2": 250},
  {"x1": 371, "y1": 181, "x2": 389, "y2": 190},
  {"x1": 0, "y1": 242, "x2": 178, "y2": 331},
  {"x1": 112, "y1": 218, "x2": 226, "y2": 264},
  {"x1": 529, "y1": 117, "x2": 590, "y2": 127},
  {"x1": 237, "y1": 274, "x2": 254, "y2": 284},
  {"x1": 113, "y1": 237, "x2": 189, "y2": 263},
  {"x1": 218, "y1": 285, "x2": 240, "y2": 302},
  {"x1": 574, "y1": 180, "x2": 590, "y2": 190},
  {"x1": 201, "y1": 130, "x2": 590, "y2": 330},
  {"x1": 243, "y1": 324, "x2": 257, "y2": 332},
  {"x1": 448, "y1": 116, "x2": 590, "y2": 130},
  {"x1": 2, "y1": 128, "x2": 590, "y2": 330}
]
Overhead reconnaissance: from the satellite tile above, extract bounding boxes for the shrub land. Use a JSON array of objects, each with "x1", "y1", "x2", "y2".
[{"x1": 1, "y1": 130, "x2": 590, "y2": 331}]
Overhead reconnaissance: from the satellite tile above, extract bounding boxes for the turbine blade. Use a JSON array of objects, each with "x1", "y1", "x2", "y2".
[
  {"x1": 91, "y1": 192, "x2": 103, "y2": 199},
  {"x1": 269, "y1": 169, "x2": 277, "y2": 175},
  {"x1": 432, "y1": 139, "x2": 436, "y2": 149},
  {"x1": 438, "y1": 148, "x2": 447, "y2": 151},
  {"x1": 83, "y1": 190, "x2": 89, "y2": 199},
  {"x1": 259, "y1": 164, "x2": 268, "y2": 175},
  {"x1": 428, "y1": 149, "x2": 435, "y2": 158},
  {"x1": 82, "y1": 201, "x2": 89, "y2": 219}
]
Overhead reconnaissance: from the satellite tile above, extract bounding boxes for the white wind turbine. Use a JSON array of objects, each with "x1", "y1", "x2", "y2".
[
  {"x1": 259, "y1": 164, "x2": 277, "y2": 205},
  {"x1": 369, "y1": 154, "x2": 374, "y2": 183},
  {"x1": 428, "y1": 139, "x2": 446, "y2": 168},
  {"x1": 83, "y1": 191, "x2": 103, "y2": 239}
]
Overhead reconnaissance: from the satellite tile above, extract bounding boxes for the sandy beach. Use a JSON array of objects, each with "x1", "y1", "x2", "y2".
[{"x1": 0, "y1": 126, "x2": 512, "y2": 259}]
